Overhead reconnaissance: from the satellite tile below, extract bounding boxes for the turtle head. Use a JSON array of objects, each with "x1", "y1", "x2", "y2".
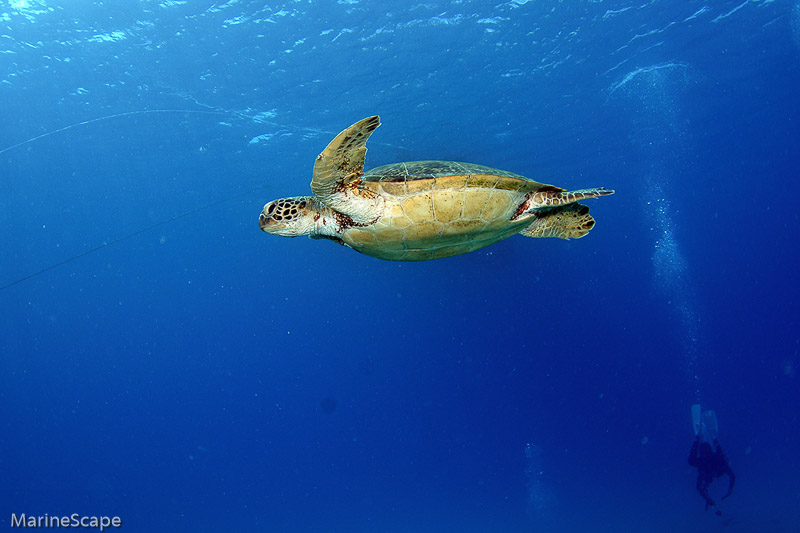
[{"x1": 259, "y1": 196, "x2": 318, "y2": 237}]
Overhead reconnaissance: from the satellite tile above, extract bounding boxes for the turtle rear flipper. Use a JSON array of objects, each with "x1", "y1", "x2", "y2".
[
  {"x1": 518, "y1": 203, "x2": 597, "y2": 240},
  {"x1": 523, "y1": 187, "x2": 614, "y2": 210}
]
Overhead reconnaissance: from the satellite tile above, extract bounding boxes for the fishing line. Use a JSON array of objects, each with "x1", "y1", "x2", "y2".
[
  {"x1": 0, "y1": 109, "x2": 229, "y2": 156},
  {"x1": 0, "y1": 106, "x2": 409, "y2": 291},
  {"x1": 0, "y1": 184, "x2": 266, "y2": 292},
  {"x1": 0, "y1": 107, "x2": 411, "y2": 157},
  {"x1": 0, "y1": 108, "x2": 261, "y2": 292}
]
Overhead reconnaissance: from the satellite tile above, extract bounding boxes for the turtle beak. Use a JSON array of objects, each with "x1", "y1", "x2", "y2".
[
  {"x1": 259, "y1": 211, "x2": 274, "y2": 232},
  {"x1": 259, "y1": 197, "x2": 312, "y2": 237}
]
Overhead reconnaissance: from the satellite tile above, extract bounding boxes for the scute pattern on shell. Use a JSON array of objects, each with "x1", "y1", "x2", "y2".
[
  {"x1": 363, "y1": 160, "x2": 526, "y2": 182},
  {"x1": 343, "y1": 164, "x2": 547, "y2": 261}
]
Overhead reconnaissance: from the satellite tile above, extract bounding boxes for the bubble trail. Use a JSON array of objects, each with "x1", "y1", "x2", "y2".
[
  {"x1": 610, "y1": 61, "x2": 702, "y2": 402},
  {"x1": 645, "y1": 177, "x2": 701, "y2": 401}
]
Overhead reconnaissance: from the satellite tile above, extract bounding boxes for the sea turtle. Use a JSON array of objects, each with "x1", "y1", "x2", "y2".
[{"x1": 259, "y1": 115, "x2": 613, "y2": 261}]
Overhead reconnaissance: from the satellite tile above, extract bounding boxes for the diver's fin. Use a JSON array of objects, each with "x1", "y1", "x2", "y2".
[
  {"x1": 691, "y1": 404, "x2": 702, "y2": 436},
  {"x1": 517, "y1": 203, "x2": 596, "y2": 240},
  {"x1": 702, "y1": 410, "x2": 718, "y2": 442}
]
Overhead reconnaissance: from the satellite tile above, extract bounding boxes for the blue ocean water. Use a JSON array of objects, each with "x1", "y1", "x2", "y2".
[{"x1": 1, "y1": 1, "x2": 799, "y2": 531}]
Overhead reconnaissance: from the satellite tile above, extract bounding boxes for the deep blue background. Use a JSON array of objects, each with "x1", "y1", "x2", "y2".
[{"x1": 1, "y1": 1, "x2": 799, "y2": 531}]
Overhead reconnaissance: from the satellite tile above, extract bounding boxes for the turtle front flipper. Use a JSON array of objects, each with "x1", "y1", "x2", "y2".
[
  {"x1": 310, "y1": 115, "x2": 383, "y2": 223},
  {"x1": 518, "y1": 203, "x2": 598, "y2": 240}
]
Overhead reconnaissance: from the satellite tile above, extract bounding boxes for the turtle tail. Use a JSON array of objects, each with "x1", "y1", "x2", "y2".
[{"x1": 517, "y1": 203, "x2": 597, "y2": 240}]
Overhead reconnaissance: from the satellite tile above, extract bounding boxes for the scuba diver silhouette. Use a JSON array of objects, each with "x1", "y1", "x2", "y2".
[{"x1": 688, "y1": 434, "x2": 735, "y2": 516}]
